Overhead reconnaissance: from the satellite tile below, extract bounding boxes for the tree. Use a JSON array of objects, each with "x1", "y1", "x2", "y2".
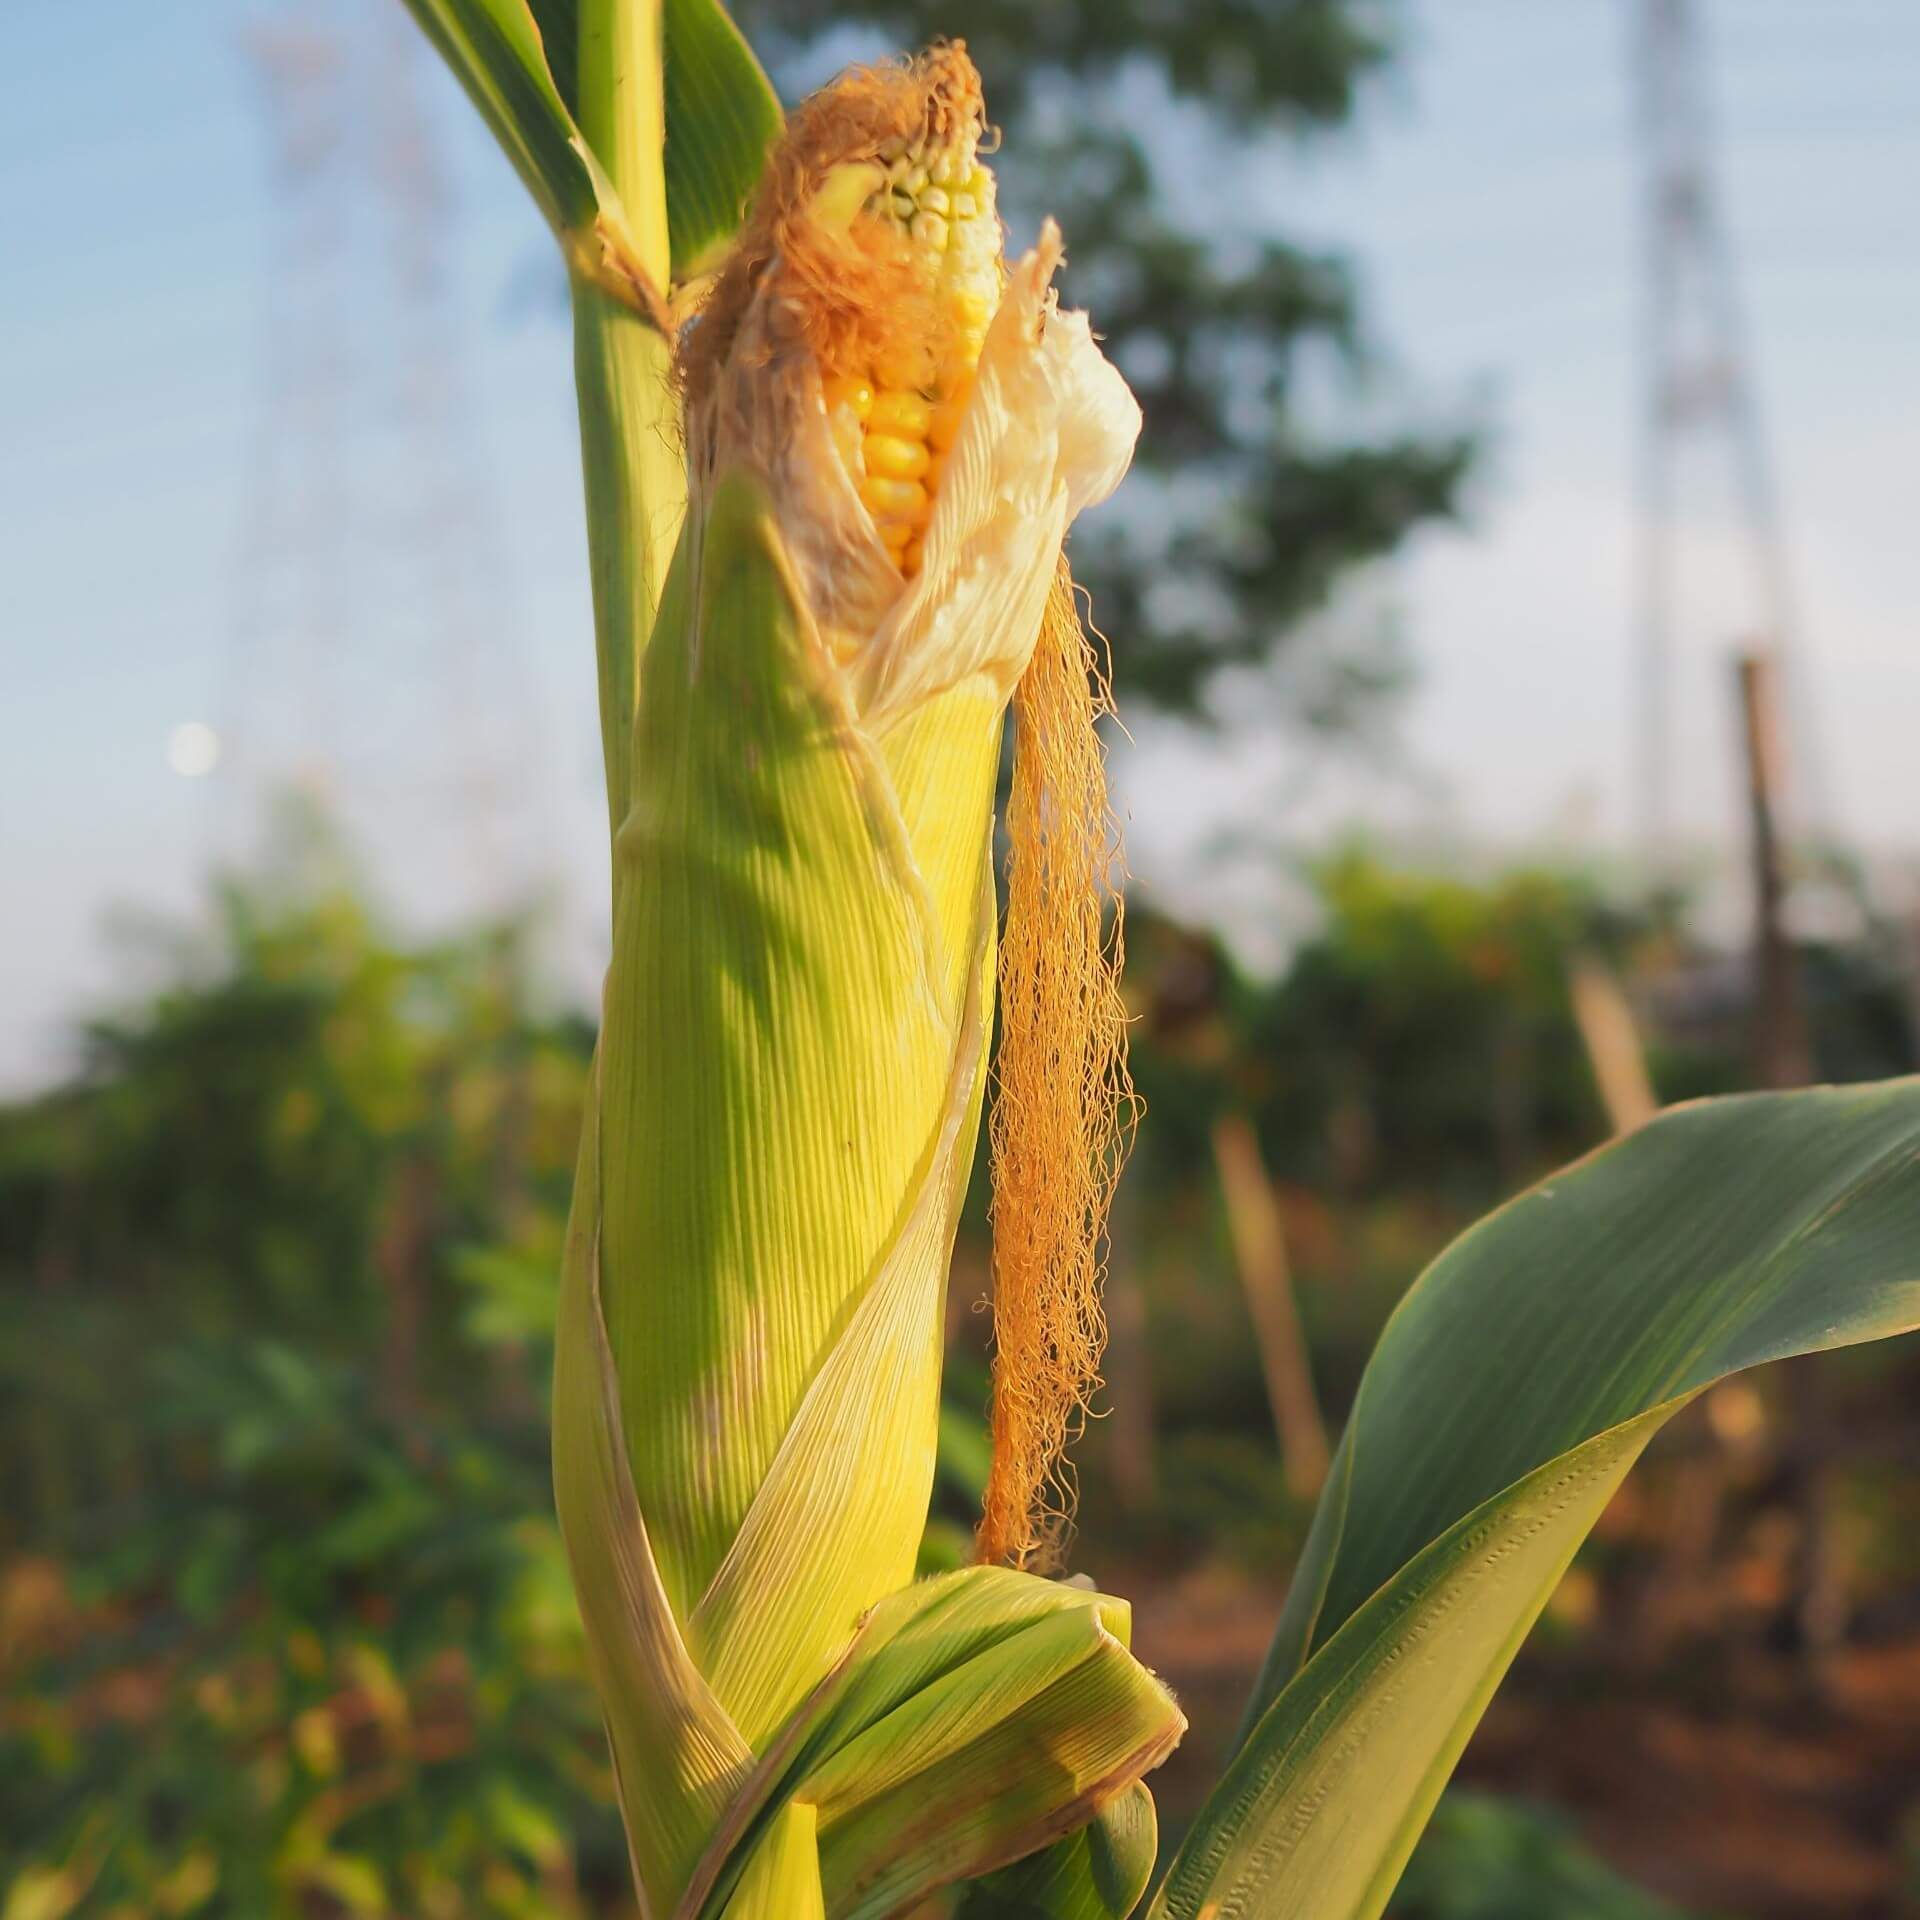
[{"x1": 743, "y1": 0, "x2": 1476, "y2": 719}]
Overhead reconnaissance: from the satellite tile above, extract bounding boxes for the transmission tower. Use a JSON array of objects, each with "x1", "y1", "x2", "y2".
[
  {"x1": 1629, "y1": 0, "x2": 1826, "y2": 858},
  {"x1": 221, "y1": 9, "x2": 353, "y2": 821},
  {"x1": 215, "y1": 0, "x2": 543, "y2": 918}
]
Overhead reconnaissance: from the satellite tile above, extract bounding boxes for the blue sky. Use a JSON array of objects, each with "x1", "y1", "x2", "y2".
[{"x1": 5, "y1": 0, "x2": 1918, "y2": 1085}]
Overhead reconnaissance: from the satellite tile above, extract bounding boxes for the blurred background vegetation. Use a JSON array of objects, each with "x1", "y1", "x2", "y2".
[
  {"x1": 7, "y1": 1, "x2": 1920, "y2": 1917},
  {"x1": 10, "y1": 808, "x2": 1920, "y2": 1917}
]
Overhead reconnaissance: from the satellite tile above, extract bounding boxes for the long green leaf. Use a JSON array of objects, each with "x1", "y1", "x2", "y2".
[
  {"x1": 397, "y1": 0, "x2": 599, "y2": 234},
  {"x1": 1154, "y1": 1080, "x2": 1920, "y2": 1920},
  {"x1": 660, "y1": 0, "x2": 783, "y2": 278}
]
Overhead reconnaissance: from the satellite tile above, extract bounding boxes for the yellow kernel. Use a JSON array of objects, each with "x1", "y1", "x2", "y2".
[
  {"x1": 869, "y1": 390, "x2": 933, "y2": 438},
  {"x1": 859, "y1": 475, "x2": 930, "y2": 523},
  {"x1": 864, "y1": 432, "x2": 931, "y2": 481},
  {"x1": 822, "y1": 374, "x2": 873, "y2": 421},
  {"x1": 901, "y1": 538, "x2": 924, "y2": 575}
]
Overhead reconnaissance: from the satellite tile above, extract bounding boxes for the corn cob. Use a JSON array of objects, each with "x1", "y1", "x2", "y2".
[{"x1": 819, "y1": 129, "x2": 1001, "y2": 575}]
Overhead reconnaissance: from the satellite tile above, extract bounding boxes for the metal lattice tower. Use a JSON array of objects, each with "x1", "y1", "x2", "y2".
[
  {"x1": 1629, "y1": 0, "x2": 1827, "y2": 858},
  {"x1": 215, "y1": 0, "x2": 542, "y2": 916}
]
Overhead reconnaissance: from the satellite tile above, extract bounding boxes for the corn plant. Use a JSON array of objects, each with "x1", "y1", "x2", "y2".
[{"x1": 399, "y1": 6, "x2": 1920, "y2": 1918}]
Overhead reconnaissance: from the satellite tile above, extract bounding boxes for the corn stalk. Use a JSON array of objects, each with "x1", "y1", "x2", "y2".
[{"x1": 395, "y1": 7, "x2": 1178, "y2": 1916}]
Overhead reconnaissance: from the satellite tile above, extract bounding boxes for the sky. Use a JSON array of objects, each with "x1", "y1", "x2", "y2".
[{"x1": 4, "y1": 0, "x2": 1918, "y2": 1087}]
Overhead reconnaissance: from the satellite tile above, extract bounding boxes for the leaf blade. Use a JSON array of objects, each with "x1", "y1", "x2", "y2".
[
  {"x1": 1161, "y1": 1080, "x2": 1920, "y2": 1920},
  {"x1": 397, "y1": 0, "x2": 596, "y2": 232},
  {"x1": 663, "y1": 0, "x2": 783, "y2": 281}
]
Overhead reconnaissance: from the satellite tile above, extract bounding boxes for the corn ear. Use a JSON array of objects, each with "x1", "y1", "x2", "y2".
[
  {"x1": 540, "y1": 43, "x2": 1179, "y2": 1917},
  {"x1": 591, "y1": 468, "x2": 999, "y2": 1669}
]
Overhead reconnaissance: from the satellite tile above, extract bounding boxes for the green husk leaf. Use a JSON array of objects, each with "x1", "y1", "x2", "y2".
[
  {"x1": 550, "y1": 1064, "x2": 752, "y2": 1910},
  {"x1": 719, "y1": 1803, "x2": 826, "y2": 1920},
  {"x1": 815, "y1": 1610, "x2": 1177, "y2": 1920},
  {"x1": 597, "y1": 471, "x2": 999, "y2": 1627},
  {"x1": 952, "y1": 1784, "x2": 1159, "y2": 1920},
  {"x1": 688, "y1": 1568, "x2": 1184, "y2": 1920},
  {"x1": 1154, "y1": 1080, "x2": 1920, "y2": 1920},
  {"x1": 689, "y1": 922, "x2": 993, "y2": 1747}
]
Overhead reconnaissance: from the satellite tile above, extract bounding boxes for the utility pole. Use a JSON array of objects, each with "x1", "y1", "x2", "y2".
[
  {"x1": 1736, "y1": 651, "x2": 1812, "y2": 1089},
  {"x1": 1629, "y1": 0, "x2": 1826, "y2": 858}
]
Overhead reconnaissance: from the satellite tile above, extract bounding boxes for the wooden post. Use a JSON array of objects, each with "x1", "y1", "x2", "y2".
[
  {"x1": 1736, "y1": 650, "x2": 1812, "y2": 1088},
  {"x1": 1735, "y1": 651, "x2": 1846, "y2": 1670},
  {"x1": 1211, "y1": 1111, "x2": 1330, "y2": 1501},
  {"x1": 1568, "y1": 952, "x2": 1658, "y2": 1134}
]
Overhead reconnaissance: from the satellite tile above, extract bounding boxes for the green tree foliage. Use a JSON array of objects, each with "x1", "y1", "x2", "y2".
[
  {"x1": 1390, "y1": 1794, "x2": 1704, "y2": 1920},
  {"x1": 1128, "y1": 849, "x2": 1640, "y2": 1198},
  {"x1": 740, "y1": 0, "x2": 1476, "y2": 717}
]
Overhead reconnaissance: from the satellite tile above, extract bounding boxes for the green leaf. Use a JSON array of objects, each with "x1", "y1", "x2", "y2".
[
  {"x1": 661, "y1": 0, "x2": 783, "y2": 279},
  {"x1": 549, "y1": 1072, "x2": 753, "y2": 1912},
  {"x1": 719, "y1": 1803, "x2": 826, "y2": 1920},
  {"x1": 396, "y1": 0, "x2": 599, "y2": 234},
  {"x1": 522, "y1": 0, "x2": 581, "y2": 116},
  {"x1": 953, "y1": 1784, "x2": 1159, "y2": 1920},
  {"x1": 1154, "y1": 1080, "x2": 1920, "y2": 1920}
]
